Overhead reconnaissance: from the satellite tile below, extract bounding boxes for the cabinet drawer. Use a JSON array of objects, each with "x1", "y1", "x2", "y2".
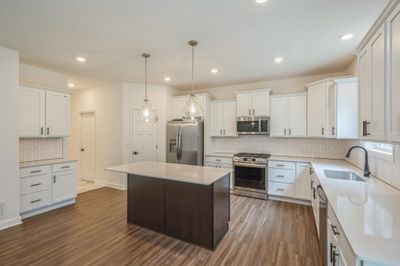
[
  {"x1": 268, "y1": 168, "x2": 295, "y2": 183},
  {"x1": 20, "y1": 165, "x2": 51, "y2": 178},
  {"x1": 20, "y1": 190, "x2": 50, "y2": 213},
  {"x1": 20, "y1": 175, "x2": 50, "y2": 195},
  {"x1": 205, "y1": 156, "x2": 232, "y2": 165},
  {"x1": 268, "y1": 182, "x2": 294, "y2": 197},
  {"x1": 52, "y1": 162, "x2": 76, "y2": 173},
  {"x1": 268, "y1": 160, "x2": 295, "y2": 170}
]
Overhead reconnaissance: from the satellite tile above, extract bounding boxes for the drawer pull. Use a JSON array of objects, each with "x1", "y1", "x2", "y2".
[
  {"x1": 30, "y1": 183, "x2": 42, "y2": 187},
  {"x1": 30, "y1": 199, "x2": 42, "y2": 204},
  {"x1": 276, "y1": 164, "x2": 285, "y2": 167},
  {"x1": 215, "y1": 159, "x2": 221, "y2": 162},
  {"x1": 61, "y1": 166, "x2": 70, "y2": 169},
  {"x1": 30, "y1": 170, "x2": 42, "y2": 174},
  {"x1": 276, "y1": 175, "x2": 285, "y2": 178},
  {"x1": 276, "y1": 188, "x2": 285, "y2": 192},
  {"x1": 330, "y1": 225, "x2": 340, "y2": 235}
]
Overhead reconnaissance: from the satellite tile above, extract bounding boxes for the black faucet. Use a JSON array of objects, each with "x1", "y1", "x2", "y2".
[{"x1": 346, "y1": 146, "x2": 370, "y2": 177}]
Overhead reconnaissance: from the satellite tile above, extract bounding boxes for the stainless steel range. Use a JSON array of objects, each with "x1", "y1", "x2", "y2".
[{"x1": 232, "y1": 152, "x2": 270, "y2": 199}]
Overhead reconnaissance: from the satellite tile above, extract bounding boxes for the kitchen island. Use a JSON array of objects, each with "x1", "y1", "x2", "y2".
[{"x1": 106, "y1": 161, "x2": 231, "y2": 250}]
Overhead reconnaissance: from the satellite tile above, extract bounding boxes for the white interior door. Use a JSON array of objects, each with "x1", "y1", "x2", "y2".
[
  {"x1": 131, "y1": 109, "x2": 158, "y2": 163},
  {"x1": 80, "y1": 112, "x2": 96, "y2": 181}
]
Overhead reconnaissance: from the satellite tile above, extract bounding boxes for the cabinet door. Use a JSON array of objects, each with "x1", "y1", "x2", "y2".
[
  {"x1": 326, "y1": 81, "x2": 337, "y2": 138},
  {"x1": 370, "y1": 26, "x2": 386, "y2": 140},
  {"x1": 295, "y1": 163, "x2": 311, "y2": 200},
  {"x1": 307, "y1": 84, "x2": 326, "y2": 137},
  {"x1": 46, "y1": 91, "x2": 70, "y2": 137},
  {"x1": 270, "y1": 97, "x2": 288, "y2": 137},
  {"x1": 387, "y1": 6, "x2": 400, "y2": 141},
  {"x1": 358, "y1": 48, "x2": 371, "y2": 139},
  {"x1": 52, "y1": 172, "x2": 76, "y2": 204},
  {"x1": 288, "y1": 95, "x2": 307, "y2": 137},
  {"x1": 168, "y1": 97, "x2": 186, "y2": 120},
  {"x1": 18, "y1": 87, "x2": 46, "y2": 137},
  {"x1": 252, "y1": 91, "x2": 270, "y2": 116},
  {"x1": 223, "y1": 101, "x2": 237, "y2": 136},
  {"x1": 210, "y1": 102, "x2": 223, "y2": 136},
  {"x1": 236, "y1": 93, "x2": 252, "y2": 117}
]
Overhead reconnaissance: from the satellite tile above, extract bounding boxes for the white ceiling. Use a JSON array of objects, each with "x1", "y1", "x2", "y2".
[{"x1": 0, "y1": 0, "x2": 389, "y2": 90}]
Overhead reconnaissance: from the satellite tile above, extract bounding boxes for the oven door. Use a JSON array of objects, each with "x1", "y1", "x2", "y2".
[{"x1": 234, "y1": 162, "x2": 266, "y2": 192}]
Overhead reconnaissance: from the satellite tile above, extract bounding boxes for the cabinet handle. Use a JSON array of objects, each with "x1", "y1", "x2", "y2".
[
  {"x1": 40, "y1": 127, "x2": 44, "y2": 136},
  {"x1": 220, "y1": 129, "x2": 222, "y2": 135},
  {"x1": 322, "y1": 127, "x2": 325, "y2": 136},
  {"x1": 30, "y1": 199, "x2": 42, "y2": 204},
  {"x1": 253, "y1": 109, "x2": 255, "y2": 115},
  {"x1": 30, "y1": 170, "x2": 42, "y2": 174},
  {"x1": 30, "y1": 183, "x2": 42, "y2": 187},
  {"x1": 223, "y1": 129, "x2": 226, "y2": 135},
  {"x1": 362, "y1": 121, "x2": 371, "y2": 136},
  {"x1": 284, "y1": 129, "x2": 287, "y2": 136},
  {"x1": 248, "y1": 109, "x2": 251, "y2": 115},
  {"x1": 309, "y1": 167, "x2": 313, "y2": 175},
  {"x1": 330, "y1": 225, "x2": 340, "y2": 235},
  {"x1": 313, "y1": 188, "x2": 316, "y2": 199},
  {"x1": 216, "y1": 159, "x2": 221, "y2": 162},
  {"x1": 276, "y1": 164, "x2": 285, "y2": 167},
  {"x1": 276, "y1": 188, "x2": 285, "y2": 192},
  {"x1": 61, "y1": 166, "x2": 70, "y2": 169},
  {"x1": 289, "y1": 129, "x2": 292, "y2": 136},
  {"x1": 332, "y1": 127, "x2": 335, "y2": 136},
  {"x1": 330, "y1": 243, "x2": 335, "y2": 263},
  {"x1": 276, "y1": 175, "x2": 285, "y2": 178},
  {"x1": 47, "y1": 127, "x2": 50, "y2": 135},
  {"x1": 53, "y1": 176, "x2": 56, "y2": 183}
]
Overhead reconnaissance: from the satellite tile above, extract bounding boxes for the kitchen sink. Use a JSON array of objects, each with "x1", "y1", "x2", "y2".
[{"x1": 323, "y1": 170, "x2": 366, "y2": 182}]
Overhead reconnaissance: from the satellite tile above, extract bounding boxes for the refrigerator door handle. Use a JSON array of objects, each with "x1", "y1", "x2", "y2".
[{"x1": 177, "y1": 130, "x2": 183, "y2": 161}]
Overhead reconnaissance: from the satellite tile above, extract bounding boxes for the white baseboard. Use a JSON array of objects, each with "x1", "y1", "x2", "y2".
[
  {"x1": 95, "y1": 180, "x2": 127, "y2": 190},
  {"x1": 0, "y1": 216, "x2": 22, "y2": 231},
  {"x1": 268, "y1": 195, "x2": 311, "y2": 206},
  {"x1": 21, "y1": 199, "x2": 76, "y2": 219}
]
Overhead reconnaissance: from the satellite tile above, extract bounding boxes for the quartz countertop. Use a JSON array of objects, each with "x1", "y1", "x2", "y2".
[
  {"x1": 106, "y1": 161, "x2": 231, "y2": 185},
  {"x1": 20, "y1": 159, "x2": 77, "y2": 168}
]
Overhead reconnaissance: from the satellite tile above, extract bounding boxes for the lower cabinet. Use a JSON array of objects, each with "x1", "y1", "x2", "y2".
[
  {"x1": 205, "y1": 156, "x2": 233, "y2": 189},
  {"x1": 19, "y1": 161, "x2": 77, "y2": 218},
  {"x1": 268, "y1": 160, "x2": 312, "y2": 202},
  {"x1": 311, "y1": 171, "x2": 320, "y2": 235}
]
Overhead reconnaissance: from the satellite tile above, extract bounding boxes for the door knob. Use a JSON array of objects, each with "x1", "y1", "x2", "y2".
[
  {"x1": 133, "y1": 151, "x2": 139, "y2": 155},
  {"x1": 80, "y1": 148, "x2": 85, "y2": 152}
]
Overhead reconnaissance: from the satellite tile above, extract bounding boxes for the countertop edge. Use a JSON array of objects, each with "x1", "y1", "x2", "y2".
[{"x1": 20, "y1": 159, "x2": 78, "y2": 168}]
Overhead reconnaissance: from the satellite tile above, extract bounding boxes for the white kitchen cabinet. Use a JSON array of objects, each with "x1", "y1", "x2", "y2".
[
  {"x1": 167, "y1": 95, "x2": 207, "y2": 121},
  {"x1": 18, "y1": 86, "x2": 70, "y2": 137},
  {"x1": 236, "y1": 89, "x2": 270, "y2": 117},
  {"x1": 358, "y1": 26, "x2": 386, "y2": 140},
  {"x1": 295, "y1": 163, "x2": 311, "y2": 201},
  {"x1": 210, "y1": 101, "x2": 237, "y2": 137},
  {"x1": 18, "y1": 87, "x2": 46, "y2": 137},
  {"x1": 52, "y1": 171, "x2": 76, "y2": 204},
  {"x1": 307, "y1": 83, "x2": 327, "y2": 137},
  {"x1": 311, "y1": 171, "x2": 320, "y2": 235},
  {"x1": 307, "y1": 78, "x2": 358, "y2": 139},
  {"x1": 205, "y1": 156, "x2": 233, "y2": 189},
  {"x1": 270, "y1": 94, "x2": 306, "y2": 137},
  {"x1": 387, "y1": 5, "x2": 400, "y2": 142}
]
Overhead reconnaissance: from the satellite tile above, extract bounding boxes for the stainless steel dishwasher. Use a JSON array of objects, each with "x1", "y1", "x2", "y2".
[{"x1": 317, "y1": 185, "x2": 328, "y2": 266}]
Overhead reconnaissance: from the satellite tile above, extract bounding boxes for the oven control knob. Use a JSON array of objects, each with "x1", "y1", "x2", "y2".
[{"x1": 251, "y1": 158, "x2": 256, "y2": 162}]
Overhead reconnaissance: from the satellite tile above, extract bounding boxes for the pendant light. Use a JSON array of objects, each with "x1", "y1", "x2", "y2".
[
  {"x1": 182, "y1": 40, "x2": 204, "y2": 122},
  {"x1": 137, "y1": 53, "x2": 156, "y2": 123}
]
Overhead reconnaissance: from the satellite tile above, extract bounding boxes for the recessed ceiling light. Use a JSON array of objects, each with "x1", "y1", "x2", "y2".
[
  {"x1": 340, "y1": 33, "x2": 354, "y2": 41},
  {"x1": 68, "y1": 83, "x2": 75, "y2": 88},
  {"x1": 274, "y1": 57, "x2": 283, "y2": 63},
  {"x1": 164, "y1": 76, "x2": 171, "y2": 82},
  {"x1": 76, "y1": 56, "x2": 86, "y2": 62},
  {"x1": 256, "y1": 0, "x2": 268, "y2": 4},
  {"x1": 211, "y1": 68, "x2": 219, "y2": 74}
]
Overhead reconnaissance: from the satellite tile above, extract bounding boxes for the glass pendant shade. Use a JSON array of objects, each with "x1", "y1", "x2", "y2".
[
  {"x1": 137, "y1": 99, "x2": 156, "y2": 123},
  {"x1": 182, "y1": 93, "x2": 204, "y2": 122}
]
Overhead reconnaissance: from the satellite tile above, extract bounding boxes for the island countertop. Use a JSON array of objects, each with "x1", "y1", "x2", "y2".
[{"x1": 106, "y1": 161, "x2": 232, "y2": 186}]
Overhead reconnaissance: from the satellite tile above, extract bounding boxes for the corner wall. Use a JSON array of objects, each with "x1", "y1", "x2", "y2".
[{"x1": 0, "y1": 47, "x2": 21, "y2": 230}]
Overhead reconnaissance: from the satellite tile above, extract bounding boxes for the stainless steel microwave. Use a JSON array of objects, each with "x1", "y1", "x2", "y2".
[{"x1": 237, "y1": 116, "x2": 270, "y2": 135}]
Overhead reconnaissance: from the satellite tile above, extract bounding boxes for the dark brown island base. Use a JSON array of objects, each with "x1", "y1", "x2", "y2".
[{"x1": 106, "y1": 161, "x2": 231, "y2": 250}]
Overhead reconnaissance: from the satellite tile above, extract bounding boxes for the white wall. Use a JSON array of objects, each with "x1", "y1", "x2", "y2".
[
  {"x1": 19, "y1": 63, "x2": 69, "y2": 91},
  {"x1": 68, "y1": 83, "x2": 125, "y2": 189},
  {"x1": 0, "y1": 47, "x2": 21, "y2": 230}
]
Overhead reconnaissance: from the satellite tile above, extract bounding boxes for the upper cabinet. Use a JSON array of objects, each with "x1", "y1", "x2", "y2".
[
  {"x1": 18, "y1": 86, "x2": 70, "y2": 138},
  {"x1": 387, "y1": 4, "x2": 400, "y2": 142},
  {"x1": 210, "y1": 100, "x2": 237, "y2": 137},
  {"x1": 167, "y1": 95, "x2": 207, "y2": 121},
  {"x1": 270, "y1": 94, "x2": 306, "y2": 137},
  {"x1": 236, "y1": 89, "x2": 270, "y2": 117},
  {"x1": 307, "y1": 77, "x2": 358, "y2": 139}
]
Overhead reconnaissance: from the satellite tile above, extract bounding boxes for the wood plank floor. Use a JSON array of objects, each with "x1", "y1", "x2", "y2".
[{"x1": 0, "y1": 188, "x2": 322, "y2": 266}]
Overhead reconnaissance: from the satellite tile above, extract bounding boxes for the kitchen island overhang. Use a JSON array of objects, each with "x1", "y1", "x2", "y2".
[{"x1": 106, "y1": 161, "x2": 231, "y2": 250}]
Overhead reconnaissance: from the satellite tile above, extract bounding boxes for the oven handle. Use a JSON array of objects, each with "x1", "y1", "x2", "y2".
[{"x1": 233, "y1": 162, "x2": 266, "y2": 169}]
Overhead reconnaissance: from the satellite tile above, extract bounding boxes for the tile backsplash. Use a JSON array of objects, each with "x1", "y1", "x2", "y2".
[
  {"x1": 19, "y1": 138, "x2": 64, "y2": 162},
  {"x1": 211, "y1": 136, "x2": 347, "y2": 159}
]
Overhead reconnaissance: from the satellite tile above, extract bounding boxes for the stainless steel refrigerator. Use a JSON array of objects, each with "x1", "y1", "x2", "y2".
[{"x1": 166, "y1": 120, "x2": 204, "y2": 166}]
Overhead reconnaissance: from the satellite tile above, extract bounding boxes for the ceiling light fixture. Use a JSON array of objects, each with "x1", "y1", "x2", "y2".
[
  {"x1": 76, "y1": 56, "x2": 86, "y2": 62},
  {"x1": 182, "y1": 40, "x2": 204, "y2": 122},
  {"x1": 211, "y1": 68, "x2": 219, "y2": 74},
  {"x1": 340, "y1": 33, "x2": 354, "y2": 41},
  {"x1": 274, "y1": 57, "x2": 283, "y2": 63},
  {"x1": 68, "y1": 83, "x2": 75, "y2": 88},
  {"x1": 164, "y1": 76, "x2": 171, "y2": 82},
  {"x1": 256, "y1": 0, "x2": 268, "y2": 4},
  {"x1": 137, "y1": 53, "x2": 157, "y2": 124}
]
